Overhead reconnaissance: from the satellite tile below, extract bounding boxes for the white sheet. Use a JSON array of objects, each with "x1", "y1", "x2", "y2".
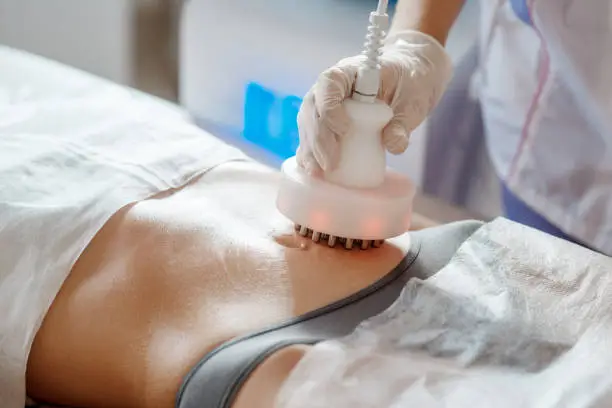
[
  {"x1": 0, "y1": 46, "x2": 247, "y2": 407},
  {"x1": 277, "y1": 218, "x2": 612, "y2": 408}
]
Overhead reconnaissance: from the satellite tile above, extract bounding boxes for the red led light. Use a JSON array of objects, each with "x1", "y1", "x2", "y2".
[
  {"x1": 310, "y1": 210, "x2": 329, "y2": 230},
  {"x1": 362, "y1": 217, "x2": 383, "y2": 236}
]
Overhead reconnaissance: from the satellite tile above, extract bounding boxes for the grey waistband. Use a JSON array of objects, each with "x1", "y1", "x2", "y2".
[{"x1": 176, "y1": 220, "x2": 484, "y2": 408}]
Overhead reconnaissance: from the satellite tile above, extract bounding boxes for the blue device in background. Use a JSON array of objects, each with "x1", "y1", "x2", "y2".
[{"x1": 243, "y1": 82, "x2": 303, "y2": 160}]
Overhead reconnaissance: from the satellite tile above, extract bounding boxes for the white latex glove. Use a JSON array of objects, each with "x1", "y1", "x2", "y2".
[{"x1": 296, "y1": 30, "x2": 453, "y2": 174}]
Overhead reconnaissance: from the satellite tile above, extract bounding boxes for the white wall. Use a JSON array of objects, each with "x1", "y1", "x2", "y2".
[{"x1": 0, "y1": 0, "x2": 135, "y2": 85}]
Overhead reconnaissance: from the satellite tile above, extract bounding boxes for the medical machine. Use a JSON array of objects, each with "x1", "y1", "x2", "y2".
[{"x1": 275, "y1": 0, "x2": 415, "y2": 249}]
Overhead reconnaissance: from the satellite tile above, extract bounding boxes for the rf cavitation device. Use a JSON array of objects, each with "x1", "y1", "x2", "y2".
[{"x1": 276, "y1": 0, "x2": 415, "y2": 250}]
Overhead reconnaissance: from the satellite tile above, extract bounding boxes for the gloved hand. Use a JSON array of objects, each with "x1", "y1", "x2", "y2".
[{"x1": 296, "y1": 30, "x2": 453, "y2": 174}]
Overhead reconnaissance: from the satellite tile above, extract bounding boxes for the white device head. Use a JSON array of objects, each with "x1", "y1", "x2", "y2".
[{"x1": 276, "y1": 157, "x2": 415, "y2": 249}]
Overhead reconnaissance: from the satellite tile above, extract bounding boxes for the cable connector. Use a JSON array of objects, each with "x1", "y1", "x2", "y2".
[{"x1": 352, "y1": 1, "x2": 389, "y2": 103}]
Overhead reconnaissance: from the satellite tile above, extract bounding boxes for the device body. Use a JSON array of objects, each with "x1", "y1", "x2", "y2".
[
  {"x1": 325, "y1": 99, "x2": 393, "y2": 188},
  {"x1": 276, "y1": 98, "x2": 415, "y2": 246},
  {"x1": 274, "y1": 0, "x2": 417, "y2": 248}
]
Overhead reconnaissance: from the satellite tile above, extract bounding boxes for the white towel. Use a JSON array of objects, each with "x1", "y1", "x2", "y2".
[
  {"x1": 0, "y1": 46, "x2": 246, "y2": 408},
  {"x1": 277, "y1": 218, "x2": 612, "y2": 408}
]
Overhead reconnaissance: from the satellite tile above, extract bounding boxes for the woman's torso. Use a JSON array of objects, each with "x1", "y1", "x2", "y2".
[{"x1": 26, "y1": 160, "x2": 411, "y2": 408}]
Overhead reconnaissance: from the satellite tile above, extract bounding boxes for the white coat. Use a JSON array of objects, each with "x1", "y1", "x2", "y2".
[{"x1": 476, "y1": 0, "x2": 612, "y2": 254}]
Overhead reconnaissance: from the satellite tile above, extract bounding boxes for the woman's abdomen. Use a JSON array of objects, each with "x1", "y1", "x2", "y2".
[{"x1": 26, "y1": 161, "x2": 407, "y2": 408}]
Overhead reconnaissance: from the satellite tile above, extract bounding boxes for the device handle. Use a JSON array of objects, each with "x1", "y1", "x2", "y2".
[{"x1": 324, "y1": 98, "x2": 393, "y2": 188}]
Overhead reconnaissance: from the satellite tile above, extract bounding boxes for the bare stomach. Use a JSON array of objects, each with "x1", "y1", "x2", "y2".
[{"x1": 25, "y1": 160, "x2": 411, "y2": 408}]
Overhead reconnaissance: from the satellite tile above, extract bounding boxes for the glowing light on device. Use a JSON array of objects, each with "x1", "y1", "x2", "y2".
[{"x1": 243, "y1": 82, "x2": 302, "y2": 160}]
